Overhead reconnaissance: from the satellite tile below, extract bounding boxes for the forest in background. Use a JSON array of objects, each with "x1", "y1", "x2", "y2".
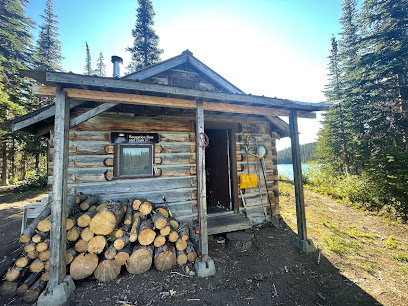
[
  {"x1": 277, "y1": 142, "x2": 316, "y2": 164},
  {"x1": 313, "y1": 0, "x2": 407, "y2": 221}
]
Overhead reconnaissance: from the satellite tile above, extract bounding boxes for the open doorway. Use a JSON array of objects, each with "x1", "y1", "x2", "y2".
[{"x1": 205, "y1": 129, "x2": 232, "y2": 214}]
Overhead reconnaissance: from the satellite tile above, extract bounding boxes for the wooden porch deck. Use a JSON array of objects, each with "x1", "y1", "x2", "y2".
[{"x1": 207, "y1": 211, "x2": 252, "y2": 235}]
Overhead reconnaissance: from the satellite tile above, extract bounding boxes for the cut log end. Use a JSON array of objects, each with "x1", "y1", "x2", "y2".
[
  {"x1": 94, "y1": 259, "x2": 121, "y2": 282},
  {"x1": 70, "y1": 253, "x2": 99, "y2": 280}
]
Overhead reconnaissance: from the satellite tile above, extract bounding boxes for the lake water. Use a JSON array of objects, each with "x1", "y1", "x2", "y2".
[{"x1": 277, "y1": 164, "x2": 311, "y2": 180}]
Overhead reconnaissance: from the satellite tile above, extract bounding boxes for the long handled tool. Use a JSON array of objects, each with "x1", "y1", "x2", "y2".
[{"x1": 258, "y1": 154, "x2": 273, "y2": 217}]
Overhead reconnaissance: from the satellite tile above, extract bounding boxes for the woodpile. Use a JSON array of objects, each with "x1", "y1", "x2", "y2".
[{"x1": 0, "y1": 194, "x2": 197, "y2": 302}]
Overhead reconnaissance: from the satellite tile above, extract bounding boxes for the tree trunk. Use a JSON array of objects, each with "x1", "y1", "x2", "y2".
[
  {"x1": 125, "y1": 244, "x2": 153, "y2": 274},
  {"x1": 70, "y1": 252, "x2": 99, "y2": 280},
  {"x1": 1, "y1": 139, "x2": 8, "y2": 186},
  {"x1": 21, "y1": 151, "x2": 27, "y2": 181},
  {"x1": 154, "y1": 243, "x2": 176, "y2": 272},
  {"x1": 35, "y1": 152, "x2": 40, "y2": 175},
  {"x1": 90, "y1": 201, "x2": 125, "y2": 235},
  {"x1": 94, "y1": 259, "x2": 121, "y2": 282},
  {"x1": 10, "y1": 138, "x2": 15, "y2": 182}
]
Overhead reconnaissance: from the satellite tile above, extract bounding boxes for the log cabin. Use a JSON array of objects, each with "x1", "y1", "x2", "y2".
[{"x1": 3, "y1": 50, "x2": 329, "y2": 287}]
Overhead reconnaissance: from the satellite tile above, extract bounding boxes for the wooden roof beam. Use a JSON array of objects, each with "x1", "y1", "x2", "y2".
[{"x1": 63, "y1": 88, "x2": 316, "y2": 119}]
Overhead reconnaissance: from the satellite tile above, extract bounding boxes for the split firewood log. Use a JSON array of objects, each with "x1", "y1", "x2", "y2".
[
  {"x1": 104, "y1": 243, "x2": 117, "y2": 260},
  {"x1": 36, "y1": 241, "x2": 49, "y2": 252},
  {"x1": 90, "y1": 201, "x2": 125, "y2": 235},
  {"x1": 114, "y1": 234, "x2": 130, "y2": 251},
  {"x1": 79, "y1": 195, "x2": 98, "y2": 211},
  {"x1": 176, "y1": 250, "x2": 188, "y2": 265},
  {"x1": 186, "y1": 241, "x2": 198, "y2": 262},
  {"x1": 75, "y1": 194, "x2": 88, "y2": 204},
  {"x1": 178, "y1": 225, "x2": 189, "y2": 241},
  {"x1": 94, "y1": 259, "x2": 121, "y2": 282},
  {"x1": 66, "y1": 217, "x2": 75, "y2": 231},
  {"x1": 23, "y1": 278, "x2": 47, "y2": 302},
  {"x1": 31, "y1": 232, "x2": 48, "y2": 243},
  {"x1": 67, "y1": 227, "x2": 82, "y2": 242},
  {"x1": 66, "y1": 248, "x2": 77, "y2": 265},
  {"x1": 152, "y1": 212, "x2": 167, "y2": 230},
  {"x1": 175, "y1": 238, "x2": 187, "y2": 251},
  {"x1": 88, "y1": 235, "x2": 107, "y2": 254},
  {"x1": 38, "y1": 250, "x2": 50, "y2": 262},
  {"x1": 41, "y1": 273, "x2": 49, "y2": 282},
  {"x1": 75, "y1": 239, "x2": 88, "y2": 253},
  {"x1": 70, "y1": 253, "x2": 99, "y2": 280},
  {"x1": 24, "y1": 243, "x2": 36, "y2": 253},
  {"x1": 126, "y1": 244, "x2": 153, "y2": 274},
  {"x1": 169, "y1": 217, "x2": 179, "y2": 230},
  {"x1": 27, "y1": 251, "x2": 38, "y2": 260},
  {"x1": 160, "y1": 225, "x2": 171, "y2": 236},
  {"x1": 0, "y1": 281, "x2": 17, "y2": 296},
  {"x1": 139, "y1": 201, "x2": 154, "y2": 216},
  {"x1": 29, "y1": 259, "x2": 44, "y2": 273},
  {"x1": 36, "y1": 216, "x2": 51, "y2": 232},
  {"x1": 77, "y1": 210, "x2": 98, "y2": 228},
  {"x1": 114, "y1": 247, "x2": 131, "y2": 266},
  {"x1": 16, "y1": 272, "x2": 41, "y2": 296},
  {"x1": 16, "y1": 256, "x2": 30, "y2": 268},
  {"x1": 4, "y1": 267, "x2": 26, "y2": 282},
  {"x1": 129, "y1": 213, "x2": 141, "y2": 242},
  {"x1": 19, "y1": 195, "x2": 75, "y2": 243},
  {"x1": 123, "y1": 199, "x2": 133, "y2": 225},
  {"x1": 96, "y1": 201, "x2": 110, "y2": 212},
  {"x1": 138, "y1": 220, "x2": 156, "y2": 246},
  {"x1": 19, "y1": 201, "x2": 52, "y2": 243},
  {"x1": 153, "y1": 234, "x2": 166, "y2": 248},
  {"x1": 154, "y1": 243, "x2": 176, "y2": 272},
  {"x1": 132, "y1": 199, "x2": 142, "y2": 210},
  {"x1": 80, "y1": 226, "x2": 94, "y2": 241},
  {"x1": 115, "y1": 224, "x2": 131, "y2": 238},
  {"x1": 168, "y1": 230, "x2": 179, "y2": 243},
  {"x1": 155, "y1": 207, "x2": 169, "y2": 217}
]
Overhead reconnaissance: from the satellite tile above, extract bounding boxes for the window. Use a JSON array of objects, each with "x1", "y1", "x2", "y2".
[{"x1": 115, "y1": 144, "x2": 153, "y2": 178}]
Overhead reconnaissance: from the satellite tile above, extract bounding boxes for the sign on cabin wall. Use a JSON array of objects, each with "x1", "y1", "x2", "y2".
[{"x1": 111, "y1": 132, "x2": 159, "y2": 144}]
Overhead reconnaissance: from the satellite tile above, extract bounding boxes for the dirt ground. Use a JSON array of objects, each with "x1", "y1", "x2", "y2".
[{"x1": 0, "y1": 185, "x2": 407, "y2": 306}]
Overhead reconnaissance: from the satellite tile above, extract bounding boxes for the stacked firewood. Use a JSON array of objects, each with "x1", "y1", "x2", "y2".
[{"x1": 0, "y1": 194, "x2": 197, "y2": 302}]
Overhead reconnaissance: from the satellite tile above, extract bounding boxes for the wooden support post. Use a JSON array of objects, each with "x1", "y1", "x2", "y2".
[
  {"x1": 196, "y1": 100, "x2": 209, "y2": 262},
  {"x1": 229, "y1": 126, "x2": 239, "y2": 214},
  {"x1": 48, "y1": 86, "x2": 70, "y2": 288},
  {"x1": 289, "y1": 110, "x2": 316, "y2": 253}
]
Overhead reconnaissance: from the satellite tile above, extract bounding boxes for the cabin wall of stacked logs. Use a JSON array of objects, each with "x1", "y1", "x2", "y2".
[{"x1": 47, "y1": 111, "x2": 280, "y2": 223}]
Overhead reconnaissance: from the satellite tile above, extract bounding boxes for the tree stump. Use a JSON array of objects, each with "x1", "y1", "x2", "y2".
[{"x1": 226, "y1": 231, "x2": 253, "y2": 251}]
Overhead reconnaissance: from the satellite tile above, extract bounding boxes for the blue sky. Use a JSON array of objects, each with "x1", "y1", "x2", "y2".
[{"x1": 25, "y1": 0, "x2": 345, "y2": 149}]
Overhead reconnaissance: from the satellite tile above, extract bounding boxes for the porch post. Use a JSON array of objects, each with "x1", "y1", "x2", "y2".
[
  {"x1": 289, "y1": 110, "x2": 316, "y2": 253},
  {"x1": 39, "y1": 85, "x2": 75, "y2": 305},
  {"x1": 194, "y1": 99, "x2": 216, "y2": 277}
]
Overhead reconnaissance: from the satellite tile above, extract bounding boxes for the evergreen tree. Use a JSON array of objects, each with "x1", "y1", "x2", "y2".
[
  {"x1": 35, "y1": 0, "x2": 63, "y2": 71},
  {"x1": 84, "y1": 42, "x2": 92, "y2": 75},
  {"x1": 127, "y1": 0, "x2": 163, "y2": 72},
  {"x1": 355, "y1": 0, "x2": 408, "y2": 217},
  {"x1": 316, "y1": 36, "x2": 351, "y2": 174},
  {"x1": 94, "y1": 52, "x2": 106, "y2": 77}
]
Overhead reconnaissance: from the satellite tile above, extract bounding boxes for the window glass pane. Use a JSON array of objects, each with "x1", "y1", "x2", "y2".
[{"x1": 120, "y1": 145, "x2": 152, "y2": 176}]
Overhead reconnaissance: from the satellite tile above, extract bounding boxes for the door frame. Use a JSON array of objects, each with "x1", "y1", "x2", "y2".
[{"x1": 204, "y1": 122, "x2": 240, "y2": 214}]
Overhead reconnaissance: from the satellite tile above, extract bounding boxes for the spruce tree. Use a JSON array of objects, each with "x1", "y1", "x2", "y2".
[
  {"x1": 35, "y1": 0, "x2": 63, "y2": 71},
  {"x1": 355, "y1": 0, "x2": 408, "y2": 217},
  {"x1": 94, "y1": 52, "x2": 106, "y2": 77},
  {"x1": 127, "y1": 0, "x2": 163, "y2": 72},
  {"x1": 84, "y1": 42, "x2": 92, "y2": 75}
]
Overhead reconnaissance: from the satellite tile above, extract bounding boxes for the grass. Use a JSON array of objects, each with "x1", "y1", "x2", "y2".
[
  {"x1": 392, "y1": 252, "x2": 408, "y2": 262},
  {"x1": 384, "y1": 235, "x2": 399, "y2": 249}
]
